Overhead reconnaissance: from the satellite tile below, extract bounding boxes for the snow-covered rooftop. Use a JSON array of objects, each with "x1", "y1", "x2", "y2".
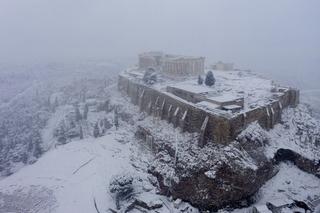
[
  {"x1": 168, "y1": 71, "x2": 275, "y2": 110},
  {"x1": 206, "y1": 93, "x2": 242, "y2": 103},
  {"x1": 196, "y1": 101, "x2": 220, "y2": 110},
  {"x1": 167, "y1": 83, "x2": 215, "y2": 94},
  {"x1": 164, "y1": 70, "x2": 276, "y2": 111}
]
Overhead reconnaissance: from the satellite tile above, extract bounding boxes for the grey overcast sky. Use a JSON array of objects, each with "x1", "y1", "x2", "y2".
[{"x1": 0, "y1": 0, "x2": 319, "y2": 88}]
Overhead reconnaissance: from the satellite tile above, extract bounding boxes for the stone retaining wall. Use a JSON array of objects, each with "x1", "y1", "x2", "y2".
[{"x1": 118, "y1": 75, "x2": 299, "y2": 146}]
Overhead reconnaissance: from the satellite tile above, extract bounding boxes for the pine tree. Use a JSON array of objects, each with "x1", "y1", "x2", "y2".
[
  {"x1": 93, "y1": 122, "x2": 100, "y2": 138},
  {"x1": 198, "y1": 75, "x2": 203, "y2": 85},
  {"x1": 47, "y1": 96, "x2": 51, "y2": 108},
  {"x1": 52, "y1": 97, "x2": 59, "y2": 112},
  {"x1": 114, "y1": 108, "x2": 119, "y2": 130},
  {"x1": 79, "y1": 125, "x2": 84, "y2": 139},
  {"x1": 57, "y1": 121, "x2": 67, "y2": 144},
  {"x1": 104, "y1": 100, "x2": 110, "y2": 113},
  {"x1": 75, "y1": 106, "x2": 82, "y2": 122},
  {"x1": 83, "y1": 104, "x2": 89, "y2": 120},
  {"x1": 205, "y1": 71, "x2": 215, "y2": 86}
]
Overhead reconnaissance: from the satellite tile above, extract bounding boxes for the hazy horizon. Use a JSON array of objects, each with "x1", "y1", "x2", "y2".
[{"x1": 0, "y1": 0, "x2": 319, "y2": 89}]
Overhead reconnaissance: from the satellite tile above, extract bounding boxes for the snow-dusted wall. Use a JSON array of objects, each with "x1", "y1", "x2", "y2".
[
  {"x1": 230, "y1": 88, "x2": 299, "y2": 137},
  {"x1": 118, "y1": 75, "x2": 299, "y2": 145}
]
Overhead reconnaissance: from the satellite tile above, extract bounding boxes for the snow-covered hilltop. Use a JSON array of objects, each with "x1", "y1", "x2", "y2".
[
  {"x1": 0, "y1": 58, "x2": 319, "y2": 213},
  {"x1": 119, "y1": 52, "x2": 299, "y2": 147}
]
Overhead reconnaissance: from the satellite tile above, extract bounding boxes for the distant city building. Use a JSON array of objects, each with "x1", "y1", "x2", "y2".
[
  {"x1": 212, "y1": 61, "x2": 234, "y2": 71},
  {"x1": 138, "y1": 51, "x2": 205, "y2": 76}
]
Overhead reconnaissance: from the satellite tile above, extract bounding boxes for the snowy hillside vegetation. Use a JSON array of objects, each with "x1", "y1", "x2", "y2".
[{"x1": 0, "y1": 61, "x2": 120, "y2": 176}]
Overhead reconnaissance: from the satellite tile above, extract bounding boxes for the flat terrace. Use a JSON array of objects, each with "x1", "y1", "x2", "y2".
[{"x1": 163, "y1": 71, "x2": 277, "y2": 112}]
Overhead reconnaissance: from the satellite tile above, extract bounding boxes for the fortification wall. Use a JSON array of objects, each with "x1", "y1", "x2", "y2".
[
  {"x1": 118, "y1": 75, "x2": 299, "y2": 146},
  {"x1": 119, "y1": 75, "x2": 232, "y2": 145}
]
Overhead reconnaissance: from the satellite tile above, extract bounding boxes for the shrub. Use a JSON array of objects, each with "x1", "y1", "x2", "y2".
[{"x1": 205, "y1": 71, "x2": 215, "y2": 86}]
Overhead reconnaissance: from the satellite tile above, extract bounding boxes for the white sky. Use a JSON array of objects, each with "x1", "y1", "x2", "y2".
[{"x1": 0, "y1": 0, "x2": 319, "y2": 88}]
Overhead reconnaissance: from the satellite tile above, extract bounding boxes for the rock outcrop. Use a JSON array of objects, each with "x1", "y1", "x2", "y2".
[
  {"x1": 148, "y1": 123, "x2": 276, "y2": 210},
  {"x1": 274, "y1": 148, "x2": 320, "y2": 178}
]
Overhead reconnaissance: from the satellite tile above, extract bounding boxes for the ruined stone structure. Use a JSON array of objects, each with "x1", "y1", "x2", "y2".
[
  {"x1": 138, "y1": 52, "x2": 163, "y2": 70},
  {"x1": 212, "y1": 61, "x2": 234, "y2": 71},
  {"x1": 138, "y1": 52, "x2": 205, "y2": 77},
  {"x1": 118, "y1": 74, "x2": 300, "y2": 146}
]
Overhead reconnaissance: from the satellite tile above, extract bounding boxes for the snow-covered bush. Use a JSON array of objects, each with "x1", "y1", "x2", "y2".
[
  {"x1": 93, "y1": 122, "x2": 100, "y2": 138},
  {"x1": 109, "y1": 173, "x2": 134, "y2": 209},
  {"x1": 205, "y1": 71, "x2": 215, "y2": 86}
]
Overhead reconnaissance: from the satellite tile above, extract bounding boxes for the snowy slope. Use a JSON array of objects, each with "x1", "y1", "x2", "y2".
[
  {"x1": 256, "y1": 163, "x2": 320, "y2": 205},
  {"x1": 0, "y1": 131, "x2": 135, "y2": 212}
]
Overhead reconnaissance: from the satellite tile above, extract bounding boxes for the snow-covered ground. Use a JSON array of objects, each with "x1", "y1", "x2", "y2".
[
  {"x1": 229, "y1": 163, "x2": 320, "y2": 213},
  {"x1": 257, "y1": 163, "x2": 320, "y2": 205},
  {"x1": 0, "y1": 131, "x2": 136, "y2": 212}
]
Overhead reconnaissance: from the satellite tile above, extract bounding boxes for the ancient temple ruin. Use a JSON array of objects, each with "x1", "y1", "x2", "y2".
[{"x1": 138, "y1": 51, "x2": 205, "y2": 77}]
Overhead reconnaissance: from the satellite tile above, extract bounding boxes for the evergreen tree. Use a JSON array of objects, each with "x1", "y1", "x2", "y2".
[
  {"x1": 57, "y1": 121, "x2": 67, "y2": 144},
  {"x1": 104, "y1": 100, "x2": 110, "y2": 113},
  {"x1": 197, "y1": 75, "x2": 203, "y2": 85},
  {"x1": 79, "y1": 125, "x2": 84, "y2": 139},
  {"x1": 205, "y1": 71, "x2": 215, "y2": 86},
  {"x1": 83, "y1": 104, "x2": 89, "y2": 120},
  {"x1": 52, "y1": 97, "x2": 59, "y2": 112},
  {"x1": 114, "y1": 108, "x2": 119, "y2": 130},
  {"x1": 75, "y1": 106, "x2": 82, "y2": 122},
  {"x1": 93, "y1": 122, "x2": 100, "y2": 138}
]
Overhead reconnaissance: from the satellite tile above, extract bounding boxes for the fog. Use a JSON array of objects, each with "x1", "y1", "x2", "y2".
[{"x1": 0, "y1": 0, "x2": 319, "y2": 89}]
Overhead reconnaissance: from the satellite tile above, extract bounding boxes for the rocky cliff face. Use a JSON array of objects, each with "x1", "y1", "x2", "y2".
[
  {"x1": 145, "y1": 105, "x2": 320, "y2": 211},
  {"x1": 148, "y1": 123, "x2": 276, "y2": 210},
  {"x1": 274, "y1": 148, "x2": 320, "y2": 178}
]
